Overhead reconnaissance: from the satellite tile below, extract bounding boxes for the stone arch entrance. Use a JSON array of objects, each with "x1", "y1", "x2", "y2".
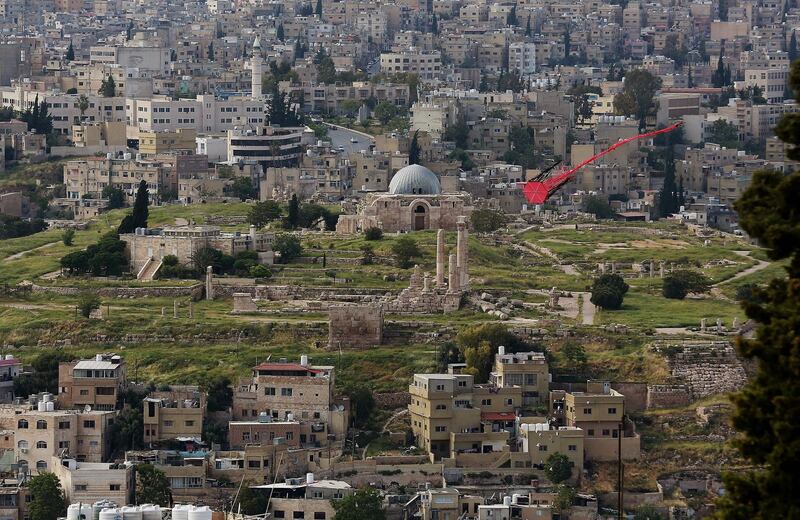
[{"x1": 413, "y1": 203, "x2": 428, "y2": 231}]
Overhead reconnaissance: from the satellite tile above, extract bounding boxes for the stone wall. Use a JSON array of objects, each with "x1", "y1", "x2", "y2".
[
  {"x1": 663, "y1": 342, "x2": 747, "y2": 398},
  {"x1": 28, "y1": 282, "x2": 203, "y2": 299},
  {"x1": 374, "y1": 391, "x2": 411, "y2": 409},
  {"x1": 646, "y1": 384, "x2": 692, "y2": 409},
  {"x1": 611, "y1": 382, "x2": 648, "y2": 413},
  {"x1": 328, "y1": 305, "x2": 384, "y2": 349}
]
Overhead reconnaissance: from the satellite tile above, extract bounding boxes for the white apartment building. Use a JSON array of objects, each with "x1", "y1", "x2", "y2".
[
  {"x1": 508, "y1": 42, "x2": 537, "y2": 76},
  {"x1": 743, "y1": 67, "x2": 790, "y2": 104},
  {"x1": 380, "y1": 49, "x2": 443, "y2": 82},
  {"x1": 126, "y1": 94, "x2": 266, "y2": 135}
]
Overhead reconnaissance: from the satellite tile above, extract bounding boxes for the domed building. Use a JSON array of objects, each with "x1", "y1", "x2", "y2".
[{"x1": 337, "y1": 164, "x2": 474, "y2": 233}]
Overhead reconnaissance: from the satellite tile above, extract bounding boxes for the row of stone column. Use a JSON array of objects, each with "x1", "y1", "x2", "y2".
[
  {"x1": 436, "y1": 216, "x2": 469, "y2": 293},
  {"x1": 598, "y1": 261, "x2": 673, "y2": 278}
]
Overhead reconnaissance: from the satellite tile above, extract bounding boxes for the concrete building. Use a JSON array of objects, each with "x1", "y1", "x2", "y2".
[
  {"x1": 57, "y1": 354, "x2": 126, "y2": 411},
  {"x1": 743, "y1": 67, "x2": 790, "y2": 104},
  {"x1": 52, "y1": 456, "x2": 134, "y2": 504},
  {"x1": 0, "y1": 401, "x2": 115, "y2": 474},
  {"x1": 490, "y1": 349, "x2": 550, "y2": 407},
  {"x1": 232, "y1": 358, "x2": 349, "y2": 444},
  {"x1": 0, "y1": 356, "x2": 21, "y2": 405},
  {"x1": 380, "y1": 48, "x2": 443, "y2": 82},
  {"x1": 228, "y1": 417, "x2": 301, "y2": 449},
  {"x1": 138, "y1": 129, "x2": 198, "y2": 155},
  {"x1": 508, "y1": 42, "x2": 537, "y2": 76},
  {"x1": 254, "y1": 475, "x2": 354, "y2": 520},
  {"x1": 143, "y1": 386, "x2": 204, "y2": 445},
  {"x1": 227, "y1": 125, "x2": 305, "y2": 168}
]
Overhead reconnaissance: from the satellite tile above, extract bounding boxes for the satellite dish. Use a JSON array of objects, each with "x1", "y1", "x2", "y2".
[{"x1": 84, "y1": 405, "x2": 91, "y2": 412}]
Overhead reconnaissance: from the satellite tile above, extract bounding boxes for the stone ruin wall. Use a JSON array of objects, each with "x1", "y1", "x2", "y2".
[{"x1": 662, "y1": 342, "x2": 748, "y2": 400}]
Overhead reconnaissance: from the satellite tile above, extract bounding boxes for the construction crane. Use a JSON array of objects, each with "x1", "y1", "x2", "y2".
[{"x1": 521, "y1": 121, "x2": 684, "y2": 205}]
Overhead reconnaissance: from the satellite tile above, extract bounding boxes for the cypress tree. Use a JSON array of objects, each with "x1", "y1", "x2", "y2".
[
  {"x1": 65, "y1": 42, "x2": 75, "y2": 62},
  {"x1": 315, "y1": 0, "x2": 322, "y2": 16},
  {"x1": 208, "y1": 42, "x2": 214, "y2": 61},
  {"x1": 790, "y1": 31, "x2": 798, "y2": 63},
  {"x1": 277, "y1": 24, "x2": 285, "y2": 41},
  {"x1": 409, "y1": 130, "x2": 421, "y2": 164},
  {"x1": 525, "y1": 15, "x2": 531, "y2": 37},
  {"x1": 287, "y1": 194, "x2": 300, "y2": 228}
]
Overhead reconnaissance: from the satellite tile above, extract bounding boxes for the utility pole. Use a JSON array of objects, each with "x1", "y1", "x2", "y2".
[{"x1": 618, "y1": 419, "x2": 623, "y2": 520}]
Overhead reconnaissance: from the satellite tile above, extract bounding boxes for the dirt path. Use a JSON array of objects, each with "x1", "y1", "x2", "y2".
[
  {"x1": 4, "y1": 241, "x2": 59, "y2": 262},
  {"x1": 715, "y1": 251, "x2": 770, "y2": 287},
  {"x1": 579, "y1": 292, "x2": 596, "y2": 325}
]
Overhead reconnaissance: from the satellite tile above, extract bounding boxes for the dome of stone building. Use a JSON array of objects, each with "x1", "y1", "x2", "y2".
[{"x1": 388, "y1": 164, "x2": 442, "y2": 195}]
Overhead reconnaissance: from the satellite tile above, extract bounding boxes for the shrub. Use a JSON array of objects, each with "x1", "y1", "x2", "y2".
[
  {"x1": 590, "y1": 273, "x2": 629, "y2": 310},
  {"x1": 77, "y1": 293, "x2": 101, "y2": 318},
  {"x1": 471, "y1": 208, "x2": 508, "y2": 232},
  {"x1": 273, "y1": 234, "x2": 303, "y2": 263},
  {"x1": 62, "y1": 229, "x2": 75, "y2": 246},
  {"x1": 662, "y1": 269, "x2": 711, "y2": 300},
  {"x1": 391, "y1": 235, "x2": 422, "y2": 268},
  {"x1": 364, "y1": 227, "x2": 383, "y2": 240},
  {"x1": 249, "y1": 265, "x2": 271, "y2": 278}
]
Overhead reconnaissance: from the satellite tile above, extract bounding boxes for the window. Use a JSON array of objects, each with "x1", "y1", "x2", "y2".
[
  {"x1": 265, "y1": 387, "x2": 276, "y2": 396},
  {"x1": 79, "y1": 389, "x2": 89, "y2": 395},
  {"x1": 602, "y1": 429, "x2": 610, "y2": 436},
  {"x1": 58, "y1": 421, "x2": 70, "y2": 430},
  {"x1": 538, "y1": 445, "x2": 548, "y2": 451},
  {"x1": 164, "y1": 420, "x2": 174, "y2": 427},
  {"x1": 273, "y1": 512, "x2": 285, "y2": 519},
  {"x1": 36, "y1": 441, "x2": 47, "y2": 449},
  {"x1": 17, "y1": 419, "x2": 28, "y2": 429},
  {"x1": 481, "y1": 399, "x2": 492, "y2": 406},
  {"x1": 17, "y1": 440, "x2": 28, "y2": 449},
  {"x1": 83, "y1": 420, "x2": 96, "y2": 428},
  {"x1": 36, "y1": 420, "x2": 47, "y2": 429},
  {"x1": 293, "y1": 512, "x2": 304, "y2": 519},
  {"x1": 583, "y1": 408, "x2": 592, "y2": 415},
  {"x1": 110, "y1": 484, "x2": 121, "y2": 491},
  {"x1": 568, "y1": 444, "x2": 577, "y2": 451},
  {"x1": 36, "y1": 461, "x2": 47, "y2": 471},
  {"x1": 587, "y1": 429, "x2": 594, "y2": 436},
  {"x1": 185, "y1": 421, "x2": 195, "y2": 427},
  {"x1": 281, "y1": 388, "x2": 293, "y2": 396},
  {"x1": 75, "y1": 485, "x2": 87, "y2": 491},
  {"x1": 58, "y1": 441, "x2": 70, "y2": 449},
  {"x1": 506, "y1": 398, "x2": 513, "y2": 405},
  {"x1": 314, "y1": 513, "x2": 326, "y2": 520},
  {"x1": 96, "y1": 387, "x2": 115, "y2": 395},
  {"x1": 608, "y1": 407, "x2": 617, "y2": 414},
  {"x1": 248, "y1": 460, "x2": 260, "y2": 468}
]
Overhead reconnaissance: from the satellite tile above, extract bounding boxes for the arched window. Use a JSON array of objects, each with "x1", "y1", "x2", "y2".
[
  {"x1": 36, "y1": 441, "x2": 47, "y2": 449},
  {"x1": 36, "y1": 460, "x2": 47, "y2": 471},
  {"x1": 36, "y1": 420, "x2": 47, "y2": 430},
  {"x1": 17, "y1": 419, "x2": 28, "y2": 429},
  {"x1": 17, "y1": 440, "x2": 28, "y2": 449}
]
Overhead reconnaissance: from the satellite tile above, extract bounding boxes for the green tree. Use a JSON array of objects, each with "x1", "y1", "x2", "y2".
[
  {"x1": 13, "y1": 351, "x2": 72, "y2": 397},
  {"x1": 409, "y1": 130, "x2": 421, "y2": 164},
  {"x1": 343, "y1": 385, "x2": 376, "y2": 428},
  {"x1": 109, "y1": 406, "x2": 143, "y2": 453},
  {"x1": 204, "y1": 376, "x2": 233, "y2": 412},
  {"x1": 525, "y1": 15, "x2": 531, "y2": 36},
  {"x1": 333, "y1": 488, "x2": 385, "y2": 520},
  {"x1": 78, "y1": 94, "x2": 89, "y2": 121},
  {"x1": 708, "y1": 119, "x2": 739, "y2": 148},
  {"x1": 98, "y1": 75, "x2": 116, "y2": 97},
  {"x1": 553, "y1": 485, "x2": 576, "y2": 514},
  {"x1": 250, "y1": 264, "x2": 272, "y2": 278},
  {"x1": 315, "y1": 0, "x2": 322, "y2": 16},
  {"x1": 545, "y1": 453, "x2": 573, "y2": 483},
  {"x1": 711, "y1": 69, "x2": 800, "y2": 512},
  {"x1": 662, "y1": 270, "x2": 711, "y2": 299},
  {"x1": 77, "y1": 292, "x2": 101, "y2": 318},
  {"x1": 634, "y1": 505, "x2": 666, "y2": 520},
  {"x1": 276, "y1": 24, "x2": 285, "y2": 41},
  {"x1": 590, "y1": 273, "x2": 629, "y2": 310},
  {"x1": 273, "y1": 233, "x2": 303, "y2": 263},
  {"x1": 135, "y1": 464, "x2": 172, "y2": 506},
  {"x1": 315, "y1": 49, "x2": 337, "y2": 84},
  {"x1": 456, "y1": 323, "x2": 535, "y2": 382},
  {"x1": 287, "y1": 194, "x2": 300, "y2": 228},
  {"x1": 390, "y1": 235, "x2": 422, "y2": 268},
  {"x1": 561, "y1": 342, "x2": 588, "y2": 371},
  {"x1": 118, "y1": 180, "x2": 149, "y2": 233},
  {"x1": 62, "y1": 228, "x2": 75, "y2": 246},
  {"x1": 65, "y1": 42, "x2": 75, "y2": 62},
  {"x1": 506, "y1": 5, "x2": 517, "y2": 25},
  {"x1": 613, "y1": 69, "x2": 662, "y2": 127},
  {"x1": 237, "y1": 484, "x2": 267, "y2": 515},
  {"x1": 584, "y1": 195, "x2": 615, "y2": 218},
  {"x1": 471, "y1": 208, "x2": 508, "y2": 232},
  {"x1": 364, "y1": 227, "x2": 383, "y2": 240},
  {"x1": 207, "y1": 41, "x2": 214, "y2": 61},
  {"x1": 373, "y1": 101, "x2": 398, "y2": 125},
  {"x1": 19, "y1": 95, "x2": 53, "y2": 135},
  {"x1": 790, "y1": 31, "x2": 798, "y2": 64},
  {"x1": 28, "y1": 473, "x2": 66, "y2": 520},
  {"x1": 443, "y1": 117, "x2": 469, "y2": 149},
  {"x1": 102, "y1": 185, "x2": 126, "y2": 209},
  {"x1": 227, "y1": 176, "x2": 257, "y2": 201},
  {"x1": 248, "y1": 200, "x2": 283, "y2": 227}
]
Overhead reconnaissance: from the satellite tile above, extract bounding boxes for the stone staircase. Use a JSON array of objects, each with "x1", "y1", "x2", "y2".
[{"x1": 137, "y1": 257, "x2": 163, "y2": 281}]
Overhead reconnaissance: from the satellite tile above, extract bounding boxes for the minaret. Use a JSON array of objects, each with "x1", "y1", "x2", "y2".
[{"x1": 251, "y1": 37, "x2": 264, "y2": 100}]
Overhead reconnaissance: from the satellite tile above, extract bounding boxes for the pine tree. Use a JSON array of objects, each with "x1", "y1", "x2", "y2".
[
  {"x1": 118, "y1": 180, "x2": 149, "y2": 233},
  {"x1": 126, "y1": 21, "x2": 133, "y2": 40},
  {"x1": 315, "y1": 0, "x2": 322, "y2": 16},
  {"x1": 99, "y1": 75, "x2": 116, "y2": 97},
  {"x1": 65, "y1": 42, "x2": 74, "y2": 62},
  {"x1": 712, "y1": 53, "x2": 726, "y2": 87},
  {"x1": 277, "y1": 24, "x2": 285, "y2": 41},
  {"x1": 525, "y1": 15, "x2": 531, "y2": 37},
  {"x1": 606, "y1": 63, "x2": 616, "y2": 81},
  {"x1": 687, "y1": 66, "x2": 694, "y2": 88},
  {"x1": 431, "y1": 14, "x2": 438, "y2": 35},
  {"x1": 479, "y1": 73, "x2": 490, "y2": 92},
  {"x1": 506, "y1": 5, "x2": 517, "y2": 26},
  {"x1": 287, "y1": 194, "x2": 300, "y2": 228},
  {"x1": 207, "y1": 42, "x2": 214, "y2": 61},
  {"x1": 790, "y1": 31, "x2": 798, "y2": 63},
  {"x1": 409, "y1": 130, "x2": 421, "y2": 164},
  {"x1": 719, "y1": 0, "x2": 728, "y2": 20}
]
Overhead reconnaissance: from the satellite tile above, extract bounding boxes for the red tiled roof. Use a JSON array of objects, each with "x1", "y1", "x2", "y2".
[
  {"x1": 481, "y1": 412, "x2": 516, "y2": 421},
  {"x1": 0, "y1": 359, "x2": 21, "y2": 367}
]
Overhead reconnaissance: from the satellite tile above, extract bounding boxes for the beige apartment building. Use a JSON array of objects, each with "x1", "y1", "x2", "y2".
[
  {"x1": 143, "y1": 386, "x2": 204, "y2": 444},
  {"x1": 380, "y1": 49, "x2": 443, "y2": 82},
  {"x1": 409, "y1": 372, "x2": 522, "y2": 459},
  {"x1": 490, "y1": 349, "x2": 550, "y2": 406},
  {"x1": 52, "y1": 456, "x2": 134, "y2": 505},
  {"x1": 0, "y1": 403, "x2": 115, "y2": 474},
  {"x1": 553, "y1": 380, "x2": 640, "y2": 461},
  {"x1": 282, "y1": 82, "x2": 410, "y2": 114},
  {"x1": 258, "y1": 476, "x2": 354, "y2": 520},
  {"x1": 228, "y1": 418, "x2": 301, "y2": 449},
  {"x1": 518, "y1": 422, "x2": 584, "y2": 471},
  {"x1": 743, "y1": 67, "x2": 790, "y2": 104},
  {"x1": 138, "y1": 128, "x2": 198, "y2": 155},
  {"x1": 232, "y1": 358, "x2": 349, "y2": 445},
  {"x1": 57, "y1": 354, "x2": 126, "y2": 411}
]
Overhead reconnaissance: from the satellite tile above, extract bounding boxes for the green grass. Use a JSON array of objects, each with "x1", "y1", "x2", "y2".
[{"x1": 595, "y1": 290, "x2": 746, "y2": 329}]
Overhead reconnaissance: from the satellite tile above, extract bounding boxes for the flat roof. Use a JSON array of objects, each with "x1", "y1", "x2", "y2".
[{"x1": 74, "y1": 360, "x2": 120, "y2": 370}]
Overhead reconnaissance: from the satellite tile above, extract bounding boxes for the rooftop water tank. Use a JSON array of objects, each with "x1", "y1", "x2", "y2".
[
  {"x1": 172, "y1": 504, "x2": 190, "y2": 520},
  {"x1": 121, "y1": 506, "x2": 142, "y2": 520},
  {"x1": 140, "y1": 505, "x2": 161, "y2": 520},
  {"x1": 187, "y1": 506, "x2": 212, "y2": 520},
  {"x1": 67, "y1": 503, "x2": 93, "y2": 520},
  {"x1": 98, "y1": 508, "x2": 123, "y2": 520},
  {"x1": 37, "y1": 401, "x2": 47, "y2": 412}
]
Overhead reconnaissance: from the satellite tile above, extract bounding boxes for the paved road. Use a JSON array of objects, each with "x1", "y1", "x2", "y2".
[{"x1": 326, "y1": 126, "x2": 375, "y2": 155}]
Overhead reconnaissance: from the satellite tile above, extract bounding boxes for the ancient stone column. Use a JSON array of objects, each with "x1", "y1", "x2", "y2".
[
  {"x1": 611, "y1": 262, "x2": 616, "y2": 274},
  {"x1": 599, "y1": 263, "x2": 606, "y2": 274},
  {"x1": 649, "y1": 261, "x2": 654, "y2": 278},
  {"x1": 250, "y1": 225, "x2": 258, "y2": 249},
  {"x1": 716, "y1": 317, "x2": 722, "y2": 330},
  {"x1": 188, "y1": 301, "x2": 194, "y2": 319},
  {"x1": 448, "y1": 253, "x2": 460, "y2": 293},
  {"x1": 732, "y1": 317, "x2": 739, "y2": 329},
  {"x1": 173, "y1": 300, "x2": 178, "y2": 318},
  {"x1": 456, "y1": 217, "x2": 469, "y2": 289},
  {"x1": 659, "y1": 262, "x2": 665, "y2": 278},
  {"x1": 206, "y1": 266, "x2": 214, "y2": 300},
  {"x1": 700, "y1": 318, "x2": 707, "y2": 332},
  {"x1": 423, "y1": 273, "x2": 431, "y2": 292},
  {"x1": 161, "y1": 307, "x2": 165, "y2": 318},
  {"x1": 436, "y1": 229, "x2": 446, "y2": 287}
]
